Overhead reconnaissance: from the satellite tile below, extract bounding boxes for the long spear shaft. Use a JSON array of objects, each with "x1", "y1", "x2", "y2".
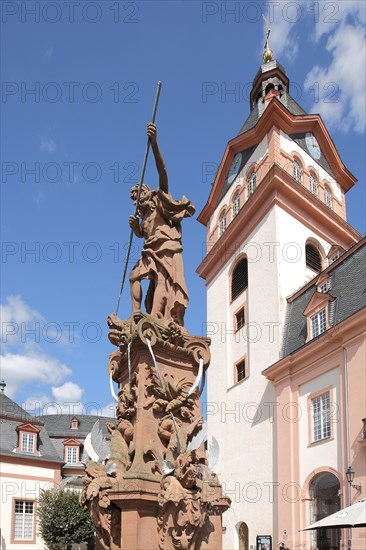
[{"x1": 115, "y1": 81, "x2": 162, "y2": 315}]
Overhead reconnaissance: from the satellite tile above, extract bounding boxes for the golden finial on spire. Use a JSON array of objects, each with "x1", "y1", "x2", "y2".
[{"x1": 262, "y1": 13, "x2": 274, "y2": 63}]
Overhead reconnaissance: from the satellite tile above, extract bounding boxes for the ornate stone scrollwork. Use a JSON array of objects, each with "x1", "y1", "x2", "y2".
[{"x1": 107, "y1": 311, "x2": 211, "y2": 370}]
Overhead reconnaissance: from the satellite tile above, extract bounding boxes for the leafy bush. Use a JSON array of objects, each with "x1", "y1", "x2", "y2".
[{"x1": 37, "y1": 489, "x2": 94, "y2": 550}]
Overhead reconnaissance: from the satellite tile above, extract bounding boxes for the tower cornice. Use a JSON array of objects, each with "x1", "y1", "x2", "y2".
[
  {"x1": 196, "y1": 163, "x2": 360, "y2": 283},
  {"x1": 198, "y1": 99, "x2": 357, "y2": 227}
]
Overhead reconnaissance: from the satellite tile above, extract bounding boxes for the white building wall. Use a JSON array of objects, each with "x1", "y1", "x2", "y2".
[
  {"x1": 207, "y1": 208, "x2": 279, "y2": 550},
  {"x1": 0, "y1": 461, "x2": 57, "y2": 550},
  {"x1": 275, "y1": 205, "x2": 331, "y2": 333},
  {"x1": 207, "y1": 201, "x2": 336, "y2": 548}
]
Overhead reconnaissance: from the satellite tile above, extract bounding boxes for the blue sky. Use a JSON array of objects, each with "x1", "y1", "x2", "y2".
[{"x1": 1, "y1": 1, "x2": 365, "y2": 416}]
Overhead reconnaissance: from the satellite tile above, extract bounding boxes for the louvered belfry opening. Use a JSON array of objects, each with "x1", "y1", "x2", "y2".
[
  {"x1": 306, "y1": 244, "x2": 322, "y2": 273},
  {"x1": 231, "y1": 258, "x2": 248, "y2": 301}
]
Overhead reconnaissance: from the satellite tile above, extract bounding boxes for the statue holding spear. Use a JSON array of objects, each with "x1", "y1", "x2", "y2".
[
  {"x1": 115, "y1": 83, "x2": 195, "y2": 327},
  {"x1": 128, "y1": 123, "x2": 195, "y2": 327}
]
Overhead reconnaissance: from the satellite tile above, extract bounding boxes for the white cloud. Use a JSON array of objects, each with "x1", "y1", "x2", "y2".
[
  {"x1": 1, "y1": 294, "x2": 79, "y2": 349},
  {"x1": 261, "y1": 1, "x2": 366, "y2": 134},
  {"x1": 40, "y1": 138, "x2": 56, "y2": 153},
  {"x1": 1, "y1": 294, "x2": 43, "y2": 326},
  {"x1": 261, "y1": 0, "x2": 308, "y2": 62},
  {"x1": 1, "y1": 295, "x2": 44, "y2": 346},
  {"x1": 1, "y1": 351, "x2": 71, "y2": 397},
  {"x1": 0, "y1": 296, "x2": 92, "y2": 412},
  {"x1": 47, "y1": 382, "x2": 85, "y2": 415},
  {"x1": 99, "y1": 402, "x2": 116, "y2": 418},
  {"x1": 304, "y1": 22, "x2": 366, "y2": 133},
  {"x1": 313, "y1": 0, "x2": 366, "y2": 41},
  {"x1": 21, "y1": 394, "x2": 52, "y2": 416},
  {"x1": 52, "y1": 381, "x2": 84, "y2": 403}
]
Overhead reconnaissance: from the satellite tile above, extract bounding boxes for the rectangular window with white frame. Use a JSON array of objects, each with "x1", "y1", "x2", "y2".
[
  {"x1": 312, "y1": 392, "x2": 331, "y2": 441},
  {"x1": 21, "y1": 433, "x2": 35, "y2": 453},
  {"x1": 311, "y1": 308, "x2": 327, "y2": 338},
  {"x1": 66, "y1": 446, "x2": 78, "y2": 464},
  {"x1": 13, "y1": 500, "x2": 34, "y2": 541}
]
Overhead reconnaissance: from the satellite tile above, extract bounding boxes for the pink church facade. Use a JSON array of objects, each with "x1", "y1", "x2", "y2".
[
  {"x1": 263, "y1": 239, "x2": 366, "y2": 550},
  {"x1": 198, "y1": 53, "x2": 366, "y2": 550}
]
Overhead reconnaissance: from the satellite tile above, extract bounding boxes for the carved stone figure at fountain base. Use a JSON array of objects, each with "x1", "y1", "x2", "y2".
[{"x1": 81, "y1": 312, "x2": 230, "y2": 550}]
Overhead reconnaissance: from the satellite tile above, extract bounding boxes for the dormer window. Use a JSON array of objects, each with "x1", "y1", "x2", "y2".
[
  {"x1": 16, "y1": 424, "x2": 40, "y2": 455},
  {"x1": 319, "y1": 281, "x2": 330, "y2": 293},
  {"x1": 327, "y1": 245, "x2": 344, "y2": 264},
  {"x1": 317, "y1": 274, "x2": 331, "y2": 293},
  {"x1": 293, "y1": 160, "x2": 302, "y2": 183},
  {"x1": 324, "y1": 186, "x2": 333, "y2": 209},
  {"x1": 304, "y1": 291, "x2": 335, "y2": 342},
  {"x1": 219, "y1": 212, "x2": 227, "y2": 236},
  {"x1": 309, "y1": 174, "x2": 318, "y2": 196},
  {"x1": 311, "y1": 308, "x2": 327, "y2": 338},
  {"x1": 71, "y1": 417, "x2": 79, "y2": 429},
  {"x1": 233, "y1": 193, "x2": 240, "y2": 217},
  {"x1": 63, "y1": 438, "x2": 81, "y2": 465},
  {"x1": 67, "y1": 447, "x2": 78, "y2": 464},
  {"x1": 247, "y1": 172, "x2": 256, "y2": 197},
  {"x1": 22, "y1": 433, "x2": 35, "y2": 453}
]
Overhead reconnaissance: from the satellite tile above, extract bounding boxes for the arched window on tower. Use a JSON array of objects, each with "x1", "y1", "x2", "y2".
[
  {"x1": 309, "y1": 173, "x2": 318, "y2": 196},
  {"x1": 324, "y1": 186, "x2": 333, "y2": 209},
  {"x1": 293, "y1": 159, "x2": 302, "y2": 183},
  {"x1": 219, "y1": 211, "x2": 227, "y2": 237},
  {"x1": 231, "y1": 258, "x2": 248, "y2": 301},
  {"x1": 233, "y1": 192, "x2": 240, "y2": 217},
  {"x1": 306, "y1": 243, "x2": 323, "y2": 273},
  {"x1": 247, "y1": 172, "x2": 256, "y2": 197}
]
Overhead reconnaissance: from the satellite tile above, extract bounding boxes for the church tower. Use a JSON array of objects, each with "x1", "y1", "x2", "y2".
[{"x1": 197, "y1": 32, "x2": 361, "y2": 550}]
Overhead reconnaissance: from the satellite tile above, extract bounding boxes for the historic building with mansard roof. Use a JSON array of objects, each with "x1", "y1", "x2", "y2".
[
  {"x1": 197, "y1": 46, "x2": 365, "y2": 550},
  {"x1": 0, "y1": 385, "x2": 113, "y2": 549}
]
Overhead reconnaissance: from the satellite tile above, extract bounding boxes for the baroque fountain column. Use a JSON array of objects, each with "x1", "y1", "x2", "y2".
[{"x1": 81, "y1": 122, "x2": 230, "y2": 549}]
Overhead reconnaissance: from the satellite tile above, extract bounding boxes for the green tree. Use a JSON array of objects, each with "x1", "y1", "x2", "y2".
[{"x1": 37, "y1": 488, "x2": 94, "y2": 550}]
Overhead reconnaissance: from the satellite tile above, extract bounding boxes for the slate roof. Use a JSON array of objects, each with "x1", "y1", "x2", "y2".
[
  {"x1": 238, "y1": 92, "x2": 306, "y2": 135},
  {"x1": 0, "y1": 393, "x2": 62, "y2": 463},
  {"x1": 281, "y1": 240, "x2": 366, "y2": 358},
  {"x1": 0, "y1": 394, "x2": 115, "y2": 463},
  {"x1": 217, "y1": 144, "x2": 258, "y2": 205},
  {"x1": 39, "y1": 414, "x2": 115, "y2": 461},
  {"x1": 0, "y1": 392, "x2": 34, "y2": 421},
  {"x1": 40, "y1": 414, "x2": 114, "y2": 438}
]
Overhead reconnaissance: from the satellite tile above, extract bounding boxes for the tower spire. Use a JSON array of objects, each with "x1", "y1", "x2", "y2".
[{"x1": 262, "y1": 13, "x2": 274, "y2": 63}]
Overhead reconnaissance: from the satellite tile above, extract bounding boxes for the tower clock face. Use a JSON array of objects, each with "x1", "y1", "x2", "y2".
[
  {"x1": 305, "y1": 133, "x2": 321, "y2": 160},
  {"x1": 227, "y1": 153, "x2": 243, "y2": 184}
]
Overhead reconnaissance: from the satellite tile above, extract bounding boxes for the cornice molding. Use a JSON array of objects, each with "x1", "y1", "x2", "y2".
[{"x1": 198, "y1": 99, "x2": 357, "y2": 226}]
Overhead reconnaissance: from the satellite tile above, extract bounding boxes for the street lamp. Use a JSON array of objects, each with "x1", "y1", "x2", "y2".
[
  {"x1": 346, "y1": 466, "x2": 361, "y2": 492},
  {"x1": 346, "y1": 466, "x2": 354, "y2": 485}
]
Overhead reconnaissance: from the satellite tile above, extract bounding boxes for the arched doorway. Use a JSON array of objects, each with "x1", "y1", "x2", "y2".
[
  {"x1": 309, "y1": 472, "x2": 341, "y2": 550},
  {"x1": 238, "y1": 522, "x2": 249, "y2": 550}
]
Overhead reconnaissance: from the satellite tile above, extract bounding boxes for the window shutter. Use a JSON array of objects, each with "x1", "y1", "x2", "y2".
[
  {"x1": 306, "y1": 244, "x2": 322, "y2": 272},
  {"x1": 231, "y1": 258, "x2": 248, "y2": 300}
]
